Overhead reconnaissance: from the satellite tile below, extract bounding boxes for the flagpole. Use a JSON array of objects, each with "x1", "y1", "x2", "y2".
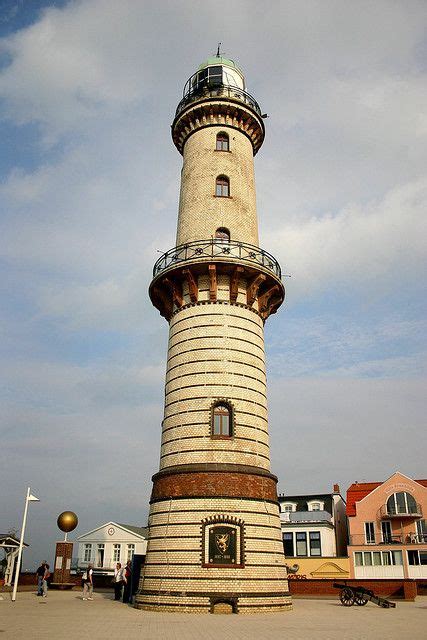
[{"x1": 12, "y1": 487, "x2": 39, "y2": 602}]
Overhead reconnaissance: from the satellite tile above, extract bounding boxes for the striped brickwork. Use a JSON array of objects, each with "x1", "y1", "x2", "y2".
[{"x1": 138, "y1": 62, "x2": 290, "y2": 613}]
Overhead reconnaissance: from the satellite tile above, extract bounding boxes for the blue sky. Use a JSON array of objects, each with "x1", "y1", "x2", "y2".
[{"x1": 0, "y1": 0, "x2": 426, "y2": 569}]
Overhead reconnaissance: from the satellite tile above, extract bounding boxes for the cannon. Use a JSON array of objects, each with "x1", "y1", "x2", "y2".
[{"x1": 333, "y1": 582, "x2": 396, "y2": 608}]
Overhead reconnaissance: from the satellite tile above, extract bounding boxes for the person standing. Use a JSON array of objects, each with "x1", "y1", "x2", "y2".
[
  {"x1": 42, "y1": 563, "x2": 50, "y2": 598},
  {"x1": 82, "y1": 563, "x2": 94, "y2": 601},
  {"x1": 122, "y1": 560, "x2": 132, "y2": 604},
  {"x1": 36, "y1": 561, "x2": 46, "y2": 596},
  {"x1": 113, "y1": 562, "x2": 124, "y2": 601}
]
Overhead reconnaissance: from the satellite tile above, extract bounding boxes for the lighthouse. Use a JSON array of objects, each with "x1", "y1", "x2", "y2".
[{"x1": 135, "y1": 54, "x2": 291, "y2": 613}]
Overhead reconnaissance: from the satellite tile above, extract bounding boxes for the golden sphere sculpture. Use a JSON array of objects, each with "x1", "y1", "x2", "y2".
[{"x1": 57, "y1": 511, "x2": 78, "y2": 533}]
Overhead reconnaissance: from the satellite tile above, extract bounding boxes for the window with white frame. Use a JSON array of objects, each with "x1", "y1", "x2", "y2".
[
  {"x1": 381, "y1": 521, "x2": 392, "y2": 543},
  {"x1": 83, "y1": 544, "x2": 92, "y2": 562},
  {"x1": 307, "y1": 500, "x2": 324, "y2": 511},
  {"x1": 127, "y1": 544, "x2": 135, "y2": 562},
  {"x1": 416, "y1": 520, "x2": 426, "y2": 543},
  {"x1": 386, "y1": 491, "x2": 418, "y2": 515},
  {"x1": 296, "y1": 532, "x2": 307, "y2": 556},
  {"x1": 281, "y1": 503, "x2": 296, "y2": 513},
  {"x1": 355, "y1": 550, "x2": 403, "y2": 567},
  {"x1": 309, "y1": 532, "x2": 321, "y2": 556},
  {"x1": 364, "y1": 522, "x2": 375, "y2": 544},
  {"x1": 408, "y1": 550, "x2": 427, "y2": 566},
  {"x1": 283, "y1": 533, "x2": 294, "y2": 556},
  {"x1": 113, "y1": 544, "x2": 121, "y2": 562}
]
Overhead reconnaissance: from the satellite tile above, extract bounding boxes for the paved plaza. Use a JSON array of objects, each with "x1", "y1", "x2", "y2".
[{"x1": 0, "y1": 591, "x2": 425, "y2": 640}]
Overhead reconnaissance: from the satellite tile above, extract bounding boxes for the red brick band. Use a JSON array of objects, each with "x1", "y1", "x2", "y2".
[{"x1": 151, "y1": 465, "x2": 278, "y2": 502}]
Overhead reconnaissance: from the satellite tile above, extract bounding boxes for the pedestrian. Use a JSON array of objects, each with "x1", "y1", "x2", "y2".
[
  {"x1": 42, "y1": 563, "x2": 50, "y2": 598},
  {"x1": 82, "y1": 562, "x2": 94, "y2": 601},
  {"x1": 35, "y1": 561, "x2": 46, "y2": 596},
  {"x1": 113, "y1": 562, "x2": 124, "y2": 601},
  {"x1": 122, "y1": 560, "x2": 132, "y2": 604}
]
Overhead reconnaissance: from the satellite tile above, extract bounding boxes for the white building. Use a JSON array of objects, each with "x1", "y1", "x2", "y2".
[
  {"x1": 77, "y1": 522, "x2": 147, "y2": 574},
  {"x1": 279, "y1": 484, "x2": 348, "y2": 559}
]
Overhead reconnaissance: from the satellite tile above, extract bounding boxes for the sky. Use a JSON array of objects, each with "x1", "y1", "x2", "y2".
[{"x1": 0, "y1": 0, "x2": 426, "y2": 570}]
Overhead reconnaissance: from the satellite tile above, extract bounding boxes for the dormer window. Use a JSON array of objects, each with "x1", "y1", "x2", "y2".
[
  {"x1": 307, "y1": 500, "x2": 324, "y2": 512},
  {"x1": 281, "y1": 502, "x2": 297, "y2": 513},
  {"x1": 216, "y1": 132, "x2": 229, "y2": 151},
  {"x1": 216, "y1": 175, "x2": 229, "y2": 197}
]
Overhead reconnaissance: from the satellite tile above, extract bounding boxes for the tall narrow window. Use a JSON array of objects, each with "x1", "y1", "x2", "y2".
[
  {"x1": 216, "y1": 175, "x2": 229, "y2": 197},
  {"x1": 84, "y1": 544, "x2": 92, "y2": 562},
  {"x1": 212, "y1": 404, "x2": 231, "y2": 436},
  {"x1": 127, "y1": 544, "x2": 135, "y2": 562},
  {"x1": 215, "y1": 227, "x2": 230, "y2": 241},
  {"x1": 113, "y1": 544, "x2": 121, "y2": 562},
  {"x1": 283, "y1": 533, "x2": 294, "y2": 556},
  {"x1": 296, "y1": 532, "x2": 307, "y2": 556},
  {"x1": 216, "y1": 132, "x2": 229, "y2": 151},
  {"x1": 364, "y1": 522, "x2": 375, "y2": 544},
  {"x1": 309, "y1": 532, "x2": 321, "y2": 556}
]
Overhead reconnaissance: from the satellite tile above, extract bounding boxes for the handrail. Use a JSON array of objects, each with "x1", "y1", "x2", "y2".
[
  {"x1": 176, "y1": 84, "x2": 262, "y2": 118},
  {"x1": 379, "y1": 503, "x2": 422, "y2": 518},
  {"x1": 152, "y1": 239, "x2": 282, "y2": 279}
]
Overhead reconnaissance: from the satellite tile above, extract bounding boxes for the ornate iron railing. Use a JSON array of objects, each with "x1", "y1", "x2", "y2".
[
  {"x1": 379, "y1": 503, "x2": 422, "y2": 518},
  {"x1": 175, "y1": 84, "x2": 262, "y2": 118},
  {"x1": 152, "y1": 239, "x2": 282, "y2": 279}
]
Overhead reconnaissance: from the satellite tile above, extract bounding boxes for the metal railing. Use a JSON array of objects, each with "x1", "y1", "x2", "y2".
[
  {"x1": 379, "y1": 503, "x2": 422, "y2": 518},
  {"x1": 176, "y1": 83, "x2": 262, "y2": 118},
  {"x1": 349, "y1": 533, "x2": 426, "y2": 546},
  {"x1": 152, "y1": 239, "x2": 282, "y2": 279}
]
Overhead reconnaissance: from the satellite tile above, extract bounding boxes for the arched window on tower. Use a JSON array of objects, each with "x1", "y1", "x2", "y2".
[
  {"x1": 216, "y1": 132, "x2": 229, "y2": 151},
  {"x1": 216, "y1": 175, "x2": 229, "y2": 197},
  {"x1": 212, "y1": 403, "x2": 232, "y2": 437},
  {"x1": 215, "y1": 227, "x2": 230, "y2": 241}
]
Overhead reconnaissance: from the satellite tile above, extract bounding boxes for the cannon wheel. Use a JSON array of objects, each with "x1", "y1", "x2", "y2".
[
  {"x1": 355, "y1": 593, "x2": 369, "y2": 606},
  {"x1": 340, "y1": 587, "x2": 355, "y2": 606}
]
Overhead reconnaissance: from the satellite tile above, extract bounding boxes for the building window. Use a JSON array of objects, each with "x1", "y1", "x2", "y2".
[
  {"x1": 96, "y1": 544, "x2": 105, "y2": 567},
  {"x1": 212, "y1": 403, "x2": 232, "y2": 437},
  {"x1": 296, "y1": 532, "x2": 307, "y2": 556},
  {"x1": 216, "y1": 175, "x2": 229, "y2": 197},
  {"x1": 381, "y1": 521, "x2": 392, "y2": 543},
  {"x1": 84, "y1": 544, "x2": 92, "y2": 562},
  {"x1": 355, "y1": 550, "x2": 403, "y2": 567},
  {"x1": 216, "y1": 132, "x2": 229, "y2": 151},
  {"x1": 386, "y1": 491, "x2": 418, "y2": 515},
  {"x1": 127, "y1": 544, "x2": 135, "y2": 562},
  {"x1": 283, "y1": 533, "x2": 294, "y2": 556},
  {"x1": 309, "y1": 532, "x2": 321, "y2": 556},
  {"x1": 113, "y1": 544, "x2": 121, "y2": 562},
  {"x1": 408, "y1": 550, "x2": 427, "y2": 566},
  {"x1": 364, "y1": 522, "x2": 375, "y2": 544},
  {"x1": 416, "y1": 519, "x2": 427, "y2": 543},
  {"x1": 307, "y1": 500, "x2": 324, "y2": 511},
  {"x1": 215, "y1": 227, "x2": 230, "y2": 241}
]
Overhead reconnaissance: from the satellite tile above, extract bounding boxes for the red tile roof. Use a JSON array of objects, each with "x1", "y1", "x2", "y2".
[{"x1": 346, "y1": 479, "x2": 427, "y2": 516}]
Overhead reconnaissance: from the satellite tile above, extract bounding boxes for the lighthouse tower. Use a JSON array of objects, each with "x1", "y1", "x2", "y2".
[{"x1": 136, "y1": 54, "x2": 291, "y2": 613}]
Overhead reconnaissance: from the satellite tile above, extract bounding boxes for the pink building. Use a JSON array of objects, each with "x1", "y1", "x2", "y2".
[{"x1": 347, "y1": 472, "x2": 427, "y2": 579}]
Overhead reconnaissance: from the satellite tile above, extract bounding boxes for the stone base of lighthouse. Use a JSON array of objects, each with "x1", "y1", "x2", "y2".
[{"x1": 135, "y1": 466, "x2": 291, "y2": 613}]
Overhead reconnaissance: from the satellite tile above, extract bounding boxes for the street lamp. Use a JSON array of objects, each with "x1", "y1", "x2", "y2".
[{"x1": 11, "y1": 487, "x2": 40, "y2": 602}]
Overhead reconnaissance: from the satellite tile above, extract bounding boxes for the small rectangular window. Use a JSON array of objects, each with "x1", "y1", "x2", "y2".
[
  {"x1": 354, "y1": 552, "x2": 363, "y2": 566},
  {"x1": 113, "y1": 544, "x2": 121, "y2": 562},
  {"x1": 363, "y1": 552, "x2": 372, "y2": 566},
  {"x1": 296, "y1": 532, "x2": 307, "y2": 556},
  {"x1": 84, "y1": 544, "x2": 92, "y2": 562},
  {"x1": 309, "y1": 532, "x2": 321, "y2": 556},
  {"x1": 408, "y1": 550, "x2": 419, "y2": 566},
  {"x1": 420, "y1": 552, "x2": 427, "y2": 565},
  {"x1": 364, "y1": 522, "x2": 375, "y2": 544},
  {"x1": 391, "y1": 550, "x2": 402, "y2": 566},
  {"x1": 382, "y1": 551, "x2": 391, "y2": 565},
  {"x1": 373, "y1": 552, "x2": 382, "y2": 566},
  {"x1": 283, "y1": 533, "x2": 294, "y2": 556}
]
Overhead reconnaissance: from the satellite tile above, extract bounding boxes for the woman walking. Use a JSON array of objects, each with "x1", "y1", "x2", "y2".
[{"x1": 42, "y1": 563, "x2": 50, "y2": 598}]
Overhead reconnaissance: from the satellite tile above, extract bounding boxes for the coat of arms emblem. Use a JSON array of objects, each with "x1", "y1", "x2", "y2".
[{"x1": 215, "y1": 532, "x2": 230, "y2": 554}]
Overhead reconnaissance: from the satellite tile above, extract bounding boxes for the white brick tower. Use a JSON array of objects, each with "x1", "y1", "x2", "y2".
[{"x1": 135, "y1": 54, "x2": 291, "y2": 613}]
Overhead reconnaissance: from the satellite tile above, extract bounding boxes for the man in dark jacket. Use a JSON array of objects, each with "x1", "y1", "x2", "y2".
[{"x1": 36, "y1": 562, "x2": 46, "y2": 596}]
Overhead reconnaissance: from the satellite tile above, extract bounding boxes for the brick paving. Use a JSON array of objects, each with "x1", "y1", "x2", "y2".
[{"x1": 1, "y1": 591, "x2": 426, "y2": 640}]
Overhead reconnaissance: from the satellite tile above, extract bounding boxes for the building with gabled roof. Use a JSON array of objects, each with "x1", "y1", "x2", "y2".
[
  {"x1": 77, "y1": 521, "x2": 147, "y2": 574},
  {"x1": 347, "y1": 472, "x2": 427, "y2": 579}
]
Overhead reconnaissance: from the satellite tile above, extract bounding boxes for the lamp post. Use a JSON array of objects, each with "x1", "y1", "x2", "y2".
[{"x1": 11, "y1": 487, "x2": 39, "y2": 602}]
